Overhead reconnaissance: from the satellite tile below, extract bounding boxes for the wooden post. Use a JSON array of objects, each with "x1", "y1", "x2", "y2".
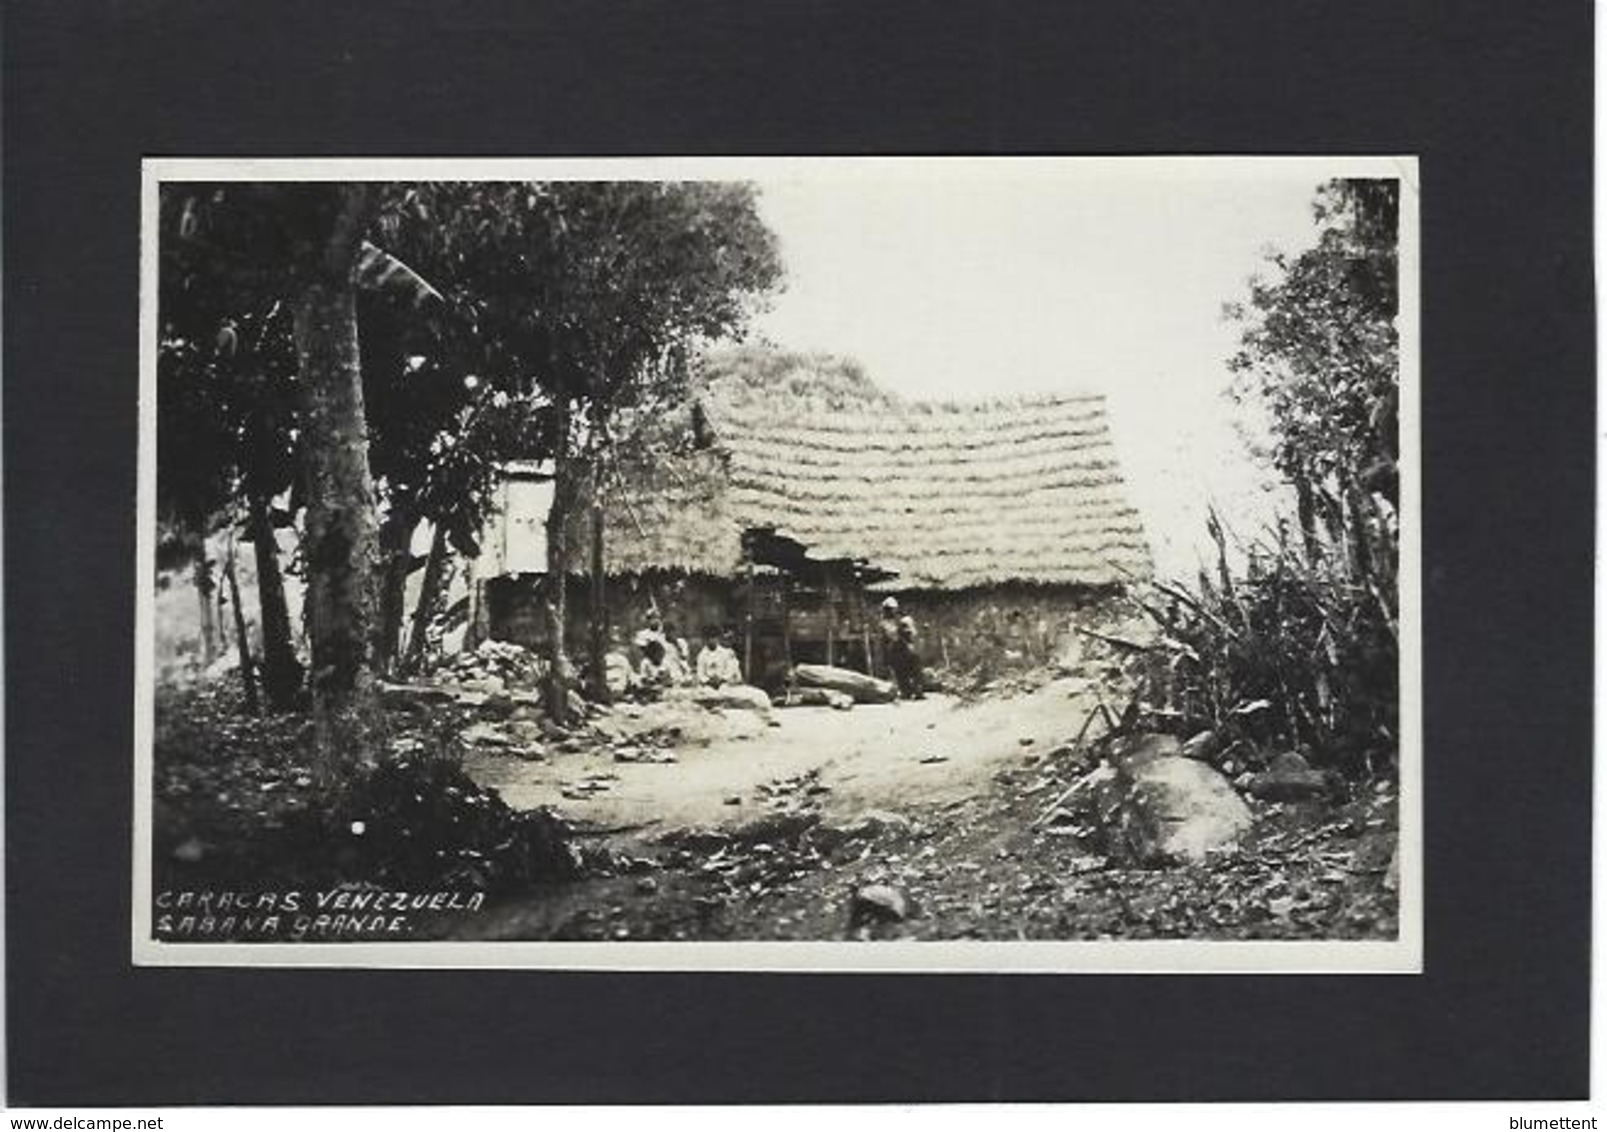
[
  {"x1": 781, "y1": 574, "x2": 793, "y2": 672},
  {"x1": 859, "y1": 588, "x2": 872, "y2": 676},
  {"x1": 825, "y1": 567, "x2": 836, "y2": 668},
  {"x1": 743, "y1": 559, "x2": 755, "y2": 682}
]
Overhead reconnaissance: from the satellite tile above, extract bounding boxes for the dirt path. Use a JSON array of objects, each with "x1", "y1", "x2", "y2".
[{"x1": 463, "y1": 677, "x2": 1099, "y2": 831}]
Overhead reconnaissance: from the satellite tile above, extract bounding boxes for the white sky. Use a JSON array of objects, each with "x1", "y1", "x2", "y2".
[{"x1": 744, "y1": 163, "x2": 1331, "y2": 580}]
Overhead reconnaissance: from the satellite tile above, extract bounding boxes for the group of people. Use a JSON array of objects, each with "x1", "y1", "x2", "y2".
[
  {"x1": 599, "y1": 598, "x2": 926, "y2": 704},
  {"x1": 603, "y1": 610, "x2": 745, "y2": 702}
]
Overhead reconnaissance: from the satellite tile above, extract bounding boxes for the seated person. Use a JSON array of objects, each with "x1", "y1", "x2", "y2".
[
  {"x1": 602, "y1": 629, "x2": 635, "y2": 699},
  {"x1": 695, "y1": 628, "x2": 743, "y2": 688},
  {"x1": 662, "y1": 618, "x2": 691, "y2": 658},
  {"x1": 635, "y1": 637, "x2": 688, "y2": 697}
]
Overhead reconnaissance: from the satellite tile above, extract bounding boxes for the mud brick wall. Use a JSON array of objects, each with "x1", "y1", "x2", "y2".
[
  {"x1": 487, "y1": 573, "x2": 1130, "y2": 688},
  {"x1": 487, "y1": 572, "x2": 738, "y2": 655},
  {"x1": 888, "y1": 583, "x2": 1124, "y2": 677}
]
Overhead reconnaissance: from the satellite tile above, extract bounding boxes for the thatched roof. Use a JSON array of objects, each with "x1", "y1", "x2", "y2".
[
  {"x1": 561, "y1": 380, "x2": 1152, "y2": 590},
  {"x1": 709, "y1": 392, "x2": 1153, "y2": 589},
  {"x1": 575, "y1": 442, "x2": 744, "y2": 577}
]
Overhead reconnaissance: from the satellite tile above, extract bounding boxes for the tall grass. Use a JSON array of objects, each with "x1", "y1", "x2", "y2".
[{"x1": 1135, "y1": 481, "x2": 1398, "y2": 780}]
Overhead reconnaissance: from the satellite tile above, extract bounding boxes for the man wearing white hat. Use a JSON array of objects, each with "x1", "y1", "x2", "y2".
[{"x1": 878, "y1": 596, "x2": 925, "y2": 700}]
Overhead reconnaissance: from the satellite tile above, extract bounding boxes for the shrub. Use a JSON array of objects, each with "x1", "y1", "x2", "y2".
[
  {"x1": 329, "y1": 748, "x2": 580, "y2": 893},
  {"x1": 1135, "y1": 498, "x2": 1397, "y2": 779}
]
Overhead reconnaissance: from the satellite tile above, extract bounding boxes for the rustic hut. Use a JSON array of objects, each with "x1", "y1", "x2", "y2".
[{"x1": 480, "y1": 383, "x2": 1153, "y2": 686}]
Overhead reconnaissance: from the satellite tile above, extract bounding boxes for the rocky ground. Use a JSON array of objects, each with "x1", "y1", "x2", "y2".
[
  {"x1": 151, "y1": 641, "x2": 1399, "y2": 945},
  {"x1": 449, "y1": 746, "x2": 1399, "y2": 944}
]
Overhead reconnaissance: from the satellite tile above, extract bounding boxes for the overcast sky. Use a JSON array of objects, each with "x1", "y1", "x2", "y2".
[{"x1": 744, "y1": 164, "x2": 1330, "y2": 580}]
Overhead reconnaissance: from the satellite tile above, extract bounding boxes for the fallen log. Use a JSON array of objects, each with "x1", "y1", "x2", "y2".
[{"x1": 793, "y1": 663, "x2": 898, "y2": 704}]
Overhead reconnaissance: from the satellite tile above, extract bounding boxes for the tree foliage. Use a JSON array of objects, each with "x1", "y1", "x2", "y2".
[
  {"x1": 1226, "y1": 179, "x2": 1400, "y2": 506},
  {"x1": 1140, "y1": 179, "x2": 1403, "y2": 778},
  {"x1": 159, "y1": 180, "x2": 783, "y2": 724}
]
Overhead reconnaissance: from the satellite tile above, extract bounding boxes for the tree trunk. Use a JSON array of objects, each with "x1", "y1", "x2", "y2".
[
  {"x1": 247, "y1": 491, "x2": 303, "y2": 711},
  {"x1": 376, "y1": 511, "x2": 416, "y2": 676},
  {"x1": 585, "y1": 455, "x2": 610, "y2": 703},
  {"x1": 222, "y1": 539, "x2": 260, "y2": 715},
  {"x1": 1293, "y1": 473, "x2": 1321, "y2": 562},
  {"x1": 293, "y1": 267, "x2": 381, "y2": 774},
  {"x1": 544, "y1": 407, "x2": 575, "y2": 725},
  {"x1": 402, "y1": 523, "x2": 449, "y2": 676},
  {"x1": 193, "y1": 554, "x2": 218, "y2": 666}
]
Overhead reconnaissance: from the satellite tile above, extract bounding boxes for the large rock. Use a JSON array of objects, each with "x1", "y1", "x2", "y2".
[
  {"x1": 1083, "y1": 749, "x2": 1253, "y2": 866},
  {"x1": 793, "y1": 663, "x2": 897, "y2": 704},
  {"x1": 1180, "y1": 729, "x2": 1222, "y2": 762}
]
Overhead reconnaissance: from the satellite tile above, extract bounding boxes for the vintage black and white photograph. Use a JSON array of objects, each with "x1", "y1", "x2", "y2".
[{"x1": 137, "y1": 157, "x2": 1418, "y2": 967}]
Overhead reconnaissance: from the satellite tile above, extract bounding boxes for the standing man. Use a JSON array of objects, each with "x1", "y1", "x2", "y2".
[{"x1": 879, "y1": 596, "x2": 926, "y2": 700}]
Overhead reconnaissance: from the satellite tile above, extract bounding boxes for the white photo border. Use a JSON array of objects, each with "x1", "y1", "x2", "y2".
[{"x1": 134, "y1": 155, "x2": 1422, "y2": 972}]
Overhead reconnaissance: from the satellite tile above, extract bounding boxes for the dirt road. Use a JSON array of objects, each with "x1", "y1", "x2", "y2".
[{"x1": 463, "y1": 677, "x2": 1100, "y2": 831}]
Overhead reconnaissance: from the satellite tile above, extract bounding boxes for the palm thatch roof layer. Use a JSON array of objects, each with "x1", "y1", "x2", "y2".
[
  {"x1": 557, "y1": 362, "x2": 1152, "y2": 589},
  {"x1": 570, "y1": 444, "x2": 744, "y2": 577},
  {"x1": 708, "y1": 392, "x2": 1153, "y2": 589}
]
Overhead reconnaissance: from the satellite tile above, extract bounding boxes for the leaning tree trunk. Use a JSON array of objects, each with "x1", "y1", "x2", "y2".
[
  {"x1": 247, "y1": 491, "x2": 303, "y2": 711},
  {"x1": 293, "y1": 265, "x2": 381, "y2": 777},
  {"x1": 1293, "y1": 472, "x2": 1322, "y2": 563},
  {"x1": 193, "y1": 554, "x2": 219, "y2": 666},
  {"x1": 402, "y1": 523, "x2": 449, "y2": 676},
  {"x1": 222, "y1": 539, "x2": 260, "y2": 716}
]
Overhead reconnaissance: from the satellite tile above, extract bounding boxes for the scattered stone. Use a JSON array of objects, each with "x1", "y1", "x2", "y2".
[
  {"x1": 1383, "y1": 845, "x2": 1400, "y2": 892},
  {"x1": 478, "y1": 691, "x2": 517, "y2": 720},
  {"x1": 1245, "y1": 753, "x2": 1335, "y2": 802},
  {"x1": 736, "y1": 810, "x2": 820, "y2": 844},
  {"x1": 1268, "y1": 750, "x2": 1312, "y2": 775},
  {"x1": 377, "y1": 682, "x2": 458, "y2": 711},
  {"x1": 172, "y1": 837, "x2": 206, "y2": 863},
  {"x1": 462, "y1": 721, "x2": 514, "y2": 749},
  {"x1": 1045, "y1": 741, "x2": 1097, "y2": 775},
  {"x1": 1019, "y1": 736, "x2": 1036, "y2": 747},
  {"x1": 724, "y1": 795, "x2": 743, "y2": 806},
  {"x1": 636, "y1": 876, "x2": 659, "y2": 895},
  {"x1": 1180, "y1": 729, "x2": 1221, "y2": 762},
  {"x1": 850, "y1": 884, "x2": 909, "y2": 924},
  {"x1": 614, "y1": 746, "x2": 677, "y2": 764},
  {"x1": 842, "y1": 809, "x2": 913, "y2": 838},
  {"x1": 918, "y1": 754, "x2": 950, "y2": 765},
  {"x1": 657, "y1": 827, "x2": 730, "y2": 853}
]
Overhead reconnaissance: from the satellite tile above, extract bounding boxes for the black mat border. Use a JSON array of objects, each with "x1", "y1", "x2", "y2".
[{"x1": 5, "y1": 0, "x2": 1594, "y2": 1105}]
